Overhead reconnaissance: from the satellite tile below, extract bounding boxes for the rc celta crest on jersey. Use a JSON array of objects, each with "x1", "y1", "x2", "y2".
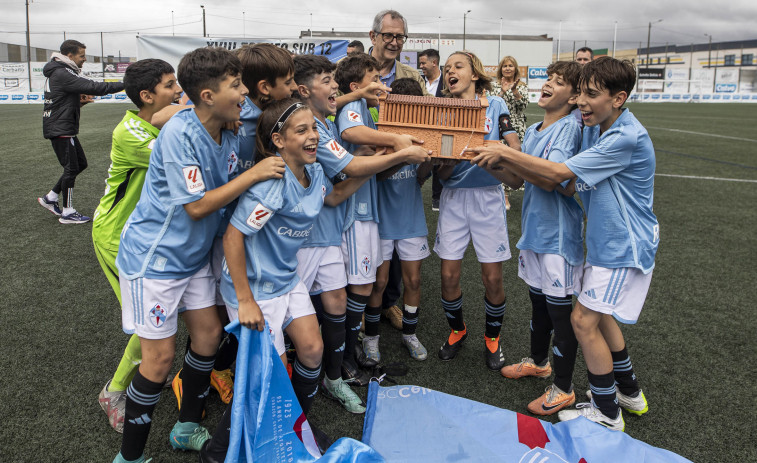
[
  {"x1": 228, "y1": 150, "x2": 238, "y2": 174},
  {"x1": 149, "y1": 303, "x2": 167, "y2": 328},
  {"x1": 361, "y1": 255, "x2": 371, "y2": 276}
]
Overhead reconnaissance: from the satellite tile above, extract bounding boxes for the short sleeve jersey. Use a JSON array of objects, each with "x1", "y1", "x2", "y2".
[
  {"x1": 92, "y1": 110, "x2": 158, "y2": 251},
  {"x1": 116, "y1": 108, "x2": 239, "y2": 279},
  {"x1": 564, "y1": 109, "x2": 659, "y2": 273},
  {"x1": 377, "y1": 164, "x2": 428, "y2": 240},
  {"x1": 237, "y1": 96, "x2": 261, "y2": 173},
  {"x1": 336, "y1": 99, "x2": 379, "y2": 227},
  {"x1": 220, "y1": 162, "x2": 332, "y2": 303},
  {"x1": 303, "y1": 117, "x2": 354, "y2": 248},
  {"x1": 441, "y1": 95, "x2": 516, "y2": 189},
  {"x1": 516, "y1": 116, "x2": 584, "y2": 266}
]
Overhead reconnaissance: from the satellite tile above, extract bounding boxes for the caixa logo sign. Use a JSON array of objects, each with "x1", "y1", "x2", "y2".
[
  {"x1": 715, "y1": 83, "x2": 736, "y2": 93},
  {"x1": 115, "y1": 93, "x2": 127, "y2": 100},
  {"x1": 0, "y1": 95, "x2": 8, "y2": 101},
  {"x1": 12, "y1": 94, "x2": 24, "y2": 100},
  {"x1": 528, "y1": 67, "x2": 548, "y2": 79},
  {"x1": 26, "y1": 94, "x2": 39, "y2": 100}
]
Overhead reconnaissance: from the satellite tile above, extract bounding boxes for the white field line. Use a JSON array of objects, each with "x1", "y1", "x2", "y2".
[
  {"x1": 656, "y1": 173, "x2": 757, "y2": 183},
  {"x1": 647, "y1": 126, "x2": 757, "y2": 143}
]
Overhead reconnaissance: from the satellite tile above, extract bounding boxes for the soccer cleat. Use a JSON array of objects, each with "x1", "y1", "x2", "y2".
[
  {"x1": 382, "y1": 305, "x2": 403, "y2": 330},
  {"x1": 58, "y1": 211, "x2": 91, "y2": 224},
  {"x1": 401, "y1": 334, "x2": 428, "y2": 361},
  {"x1": 99, "y1": 380, "x2": 126, "y2": 433},
  {"x1": 171, "y1": 369, "x2": 205, "y2": 418},
  {"x1": 587, "y1": 389, "x2": 649, "y2": 416},
  {"x1": 484, "y1": 341, "x2": 506, "y2": 371},
  {"x1": 528, "y1": 384, "x2": 576, "y2": 415},
  {"x1": 438, "y1": 330, "x2": 467, "y2": 361},
  {"x1": 558, "y1": 402, "x2": 625, "y2": 431},
  {"x1": 210, "y1": 369, "x2": 234, "y2": 404},
  {"x1": 37, "y1": 196, "x2": 62, "y2": 216},
  {"x1": 501, "y1": 357, "x2": 552, "y2": 379},
  {"x1": 169, "y1": 421, "x2": 211, "y2": 451},
  {"x1": 362, "y1": 335, "x2": 381, "y2": 364},
  {"x1": 341, "y1": 357, "x2": 371, "y2": 387},
  {"x1": 322, "y1": 376, "x2": 366, "y2": 414},
  {"x1": 112, "y1": 452, "x2": 151, "y2": 463}
]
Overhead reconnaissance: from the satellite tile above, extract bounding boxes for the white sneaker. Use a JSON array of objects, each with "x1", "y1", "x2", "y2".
[
  {"x1": 586, "y1": 389, "x2": 648, "y2": 415},
  {"x1": 362, "y1": 335, "x2": 380, "y2": 363},
  {"x1": 401, "y1": 334, "x2": 428, "y2": 361},
  {"x1": 558, "y1": 402, "x2": 625, "y2": 431},
  {"x1": 98, "y1": 380, "x2": 126, "y2": 433}
]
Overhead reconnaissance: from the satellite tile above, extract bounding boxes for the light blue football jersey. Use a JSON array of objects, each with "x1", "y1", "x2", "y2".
[
  {"x1": 442, "y1": 96, "x2": 516, "y2": 189},
  {"x1": 516, "y1": 115, "x2": 584, "y2": 266},
  {"x1": 336, "y1": 99, "x2": 379, "y2": 227},
  {"x1": 237, "y1": 96, "x2": 261, "y2": 173},
  {"x1": 220, "y1": 162, "x2": 332, "y2": 303},
  {"x1": 565, "y1": 109, "x2": 659, "y2": 273},
  {"x1": 116, "y1": 108, "x2": 238, "y2": 279},
  {"x1": 377, "y1": 164, "x2": 428, "y2": 240},
  {"x1": 303, "y1": 117, "x2": 354, "y2": 248}
]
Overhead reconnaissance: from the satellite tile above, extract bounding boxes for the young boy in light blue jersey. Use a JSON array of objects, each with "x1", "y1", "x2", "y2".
[
  {"x1": 470, "y1": 57, "x2": 658, "y2": 431},
  {"x1": 334, "y1": 53, "x2": 424, "y2": 367},
  {"x1": 434, "y1": 51, "x2": 522, "y2": 371},
  {"x1": 496, "y1": 61, "x2": 584, "y2": 416},
  {"x1": 292, "y1": 54, "x2": 430, "y2": 404},
  {"x1": 112, "y1": 48, "x2": 285, "y2": 463},
  {"x1": 367, "y1": 77, "x2": 433, "y2": 361}
]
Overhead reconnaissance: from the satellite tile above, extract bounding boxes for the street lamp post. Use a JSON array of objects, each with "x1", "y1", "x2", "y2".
[
  {"x1": 463, "y1": 10, "x2": 471, "y2": 50},
  {"x1": 705, "y1": 34, "x2": 712, "y2": 68},
  {"x1": 242, "y1": 11, "x2": 245, "y2": 38},
  {"x1": 498, "y1": 17, "x2": 502, "y2": 63},
  {"x1": 646, "y1": 19, "x2": 663, "y2": 67},
  {"x1": 201, "y1": 5, "x2": 206, "y2": 38}
]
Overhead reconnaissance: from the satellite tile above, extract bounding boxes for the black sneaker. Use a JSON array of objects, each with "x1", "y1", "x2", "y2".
[
  {"x1": 341, "y1": 357, "x2": 371, "y2": 387},
  {"x1": 354, "y1": 344, "x2": 378, "y2": 369},
  {"x1": 485, "y1": 343, "x2": 506, "y2": 370},
  {"x1": 37, "y1": 196, "x2": 62, "y2": 216},
  {"x1": 438, "y1": 330, "x2": 467, "y2": 361}
]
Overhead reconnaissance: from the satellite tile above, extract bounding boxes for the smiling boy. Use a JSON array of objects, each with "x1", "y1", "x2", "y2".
[
  {"x1": 470, "y1": 57, "x2": 658, "y2": 431},
  {"x1": 112, "y1": 48, "x2": 285, "y2": 463}
]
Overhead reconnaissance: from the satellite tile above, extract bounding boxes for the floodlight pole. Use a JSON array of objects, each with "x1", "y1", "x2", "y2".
[
  {"x1": 646, "y1": 19, "x2": 662, "y2": 67},
  {"x1": 242, "y1": 11, "x2": 245, "y2": 38},
  {"x1": 25, "y1": 0, "x2": 32, "y2": 91},
  {"x1": 172, "y1": 10, "x2": 175, "y2": 36},
  {"x1": 463, "y1": 10, "x2": 471, "y2": 50},
  {"x1": 201, "y1": 5, "x2": 206, "y2": 37},
  {"x1": 100, "y1": 31, "x2": 105, "y2": 75},
  {"x1": 498, "y1": 17, "x2": 502, "y2": 63},
  {"x1": 612, "y1": 21, "x2": 617, "y2": 58},
  {"x1": 556, "y1": 20, "x2": 562, "y2": 62}
]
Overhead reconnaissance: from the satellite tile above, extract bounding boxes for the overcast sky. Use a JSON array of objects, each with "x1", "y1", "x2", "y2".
[{"x1": 1, "y1": 0, "x2": 755, "y2": 58}]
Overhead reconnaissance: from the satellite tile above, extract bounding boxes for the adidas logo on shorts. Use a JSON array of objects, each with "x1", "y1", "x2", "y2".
[
  {"x1": 496, "y1": 243, "x2": 507, "y2": 253},
  {"x1": 552, "y1": 279, "x2": 563, "y2": 288},
  {"x1": 584, "y1": 289, "x2": 597, "y2": 299}
]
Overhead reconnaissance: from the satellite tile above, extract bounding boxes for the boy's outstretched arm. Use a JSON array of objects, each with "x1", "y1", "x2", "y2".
[
  {"x1": 184, "y1": 156, "x2": 286, "y2": 220},
  {"x1": 325, "y1": 176, "x2": 371, "y2": 207},
  {"x1": 341, "y1": 145, "x2": 431, "y2": 178},
  {"x1": 223, "y1": 225, "x2": 265, "y2": 331},
  {"x1": 467, "y1": 144, "x2": 576, "y2": 185},
  {"x1": 336, "y1": 82, "x2": 391, "y2": 110},
  {"x1": 341, "y1": 125, "x2": 422, "y2": 152}
]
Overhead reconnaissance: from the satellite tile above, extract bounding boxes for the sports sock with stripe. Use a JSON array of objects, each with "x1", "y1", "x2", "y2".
[
  {"x1": 546, "y1": 294, "x2": 577, "y2": 393},
  {"x1": 178, "y1": 348, "x2": 215, "y2": 423},
  {"x1": 402, "y1": 304, "x2": 419, "y2": 335},
  {"x1": 442, "y1": 294, "x2": 464, "y2": 331},
  {"x1": 321, "y1": 311, "x2": 347, "y2": 380},
  {"x1": 587, "y1": 370, "x2": 620, "y2": 419},
  {"x1": 120, "y1": 370, "x2": 162, "y2": 461},
  {"x1": 364, "y1": 305, "x2": 382, "y2": 337},
  {"x1": 528, "y1": 287, "x2": 552, "y2": 366},
  {"x1": 344, "y1": 291, "x2": 368, "y2": 359},
  {"x1": 110, "y1": 333, "x2": 142, "y2": 391},
  {"x1": 213, "y1": 333, "x2": 239, "y2": 371},
  {"x1": 611, "y1": 347, "x2": 640, "y2": 396},
  {"x1": 484, "y1": 296, "x2": 506, "y2": 339},
  {"x1": 291, "y1": 358, "x2": 321, "y2": 415}
]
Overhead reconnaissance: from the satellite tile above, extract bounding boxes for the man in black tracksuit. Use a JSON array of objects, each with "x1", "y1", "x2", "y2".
[{"x1": 37, "y1": 39, "x2": 125, "y2": 224}]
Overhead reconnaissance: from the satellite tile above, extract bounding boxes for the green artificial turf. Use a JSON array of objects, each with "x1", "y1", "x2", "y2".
[{"x1": 0, "y1": 102, "x2": 755, "y2": 462}]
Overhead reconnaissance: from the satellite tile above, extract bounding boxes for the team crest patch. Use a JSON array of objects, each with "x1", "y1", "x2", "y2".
[
  {"x1": 347, "y1": 110, "x2": 362, "y2": 123},
  {"x1": 484, "y1": 117, "x2": 493, "y2": 134},
  {"x1": 326, "y1": 139, "x2": 348, "y2": 159},
  {"x1": 542, "y1": 141, "x2": 552, "y2": 159},
  {"x1": 322, "y1": 185, "x2": 327, "y2": 198},
  {"x1": 182, "y1": 166, "x2": 205, "y2": 193},
  {"x1": 360, "y1": 255, "x2": 371, "y2": 276},
  {"x1": 149, "y1": 303, "x2": 167, "y2": 328},
  {"x1": 519, "y1": 255, "x2": 526, "y2": 269},
  {"x1": 228, "y1": 150, "x2": 238, "y2": 174},
  {"x1": 246, "y1": 203, "x2": 273, "y2": 230}
]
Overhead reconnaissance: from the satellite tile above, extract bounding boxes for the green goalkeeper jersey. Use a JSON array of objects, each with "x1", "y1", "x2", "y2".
[{"x1": 92, "y1": 110, "x2": 159, "y2": 251}]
